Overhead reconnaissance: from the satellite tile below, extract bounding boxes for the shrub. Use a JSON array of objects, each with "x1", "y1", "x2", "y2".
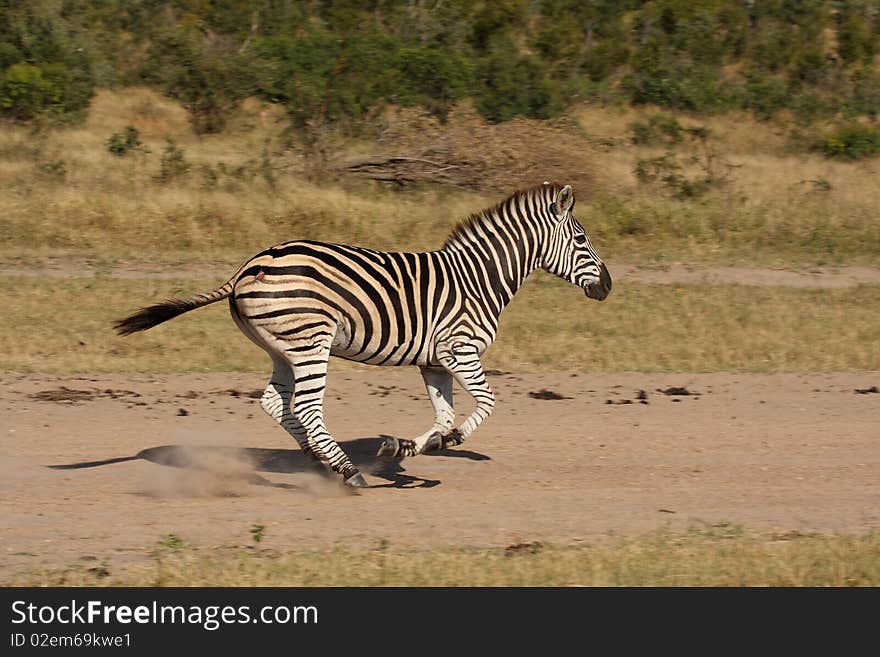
[
  {"x1": 0, "y1": 63, "x2": 61, "y2": 120},
  {"x1": 818, "y1": 124, "x2": 880, "y2": 160},
  {"x1": 35, "y1": 159, "x2": 66, "y2": 180},
  {"x1": 254, "y1": 30, "x2": 394, "y2": 131},
  {"x1": 3, "y1": 2, "x2": 880, "y2": 130},
  {"x1": 144, "y1": 28, "x2": 251, "y2": 134},
  {"x1": 630, "y1": 113, "x2": 684, "y2": 145},
  {"x1": 395, "y1": 45, "x2": 473, "y2": 121},
  {"x1": 634, "y1": 154, "x2": 711, "y2": 199},
  {"x1": 156, "y1": 139, "x2": 190, "y2": 182},
  {"x1": 850, "y1": 68, "x2": 880, "y2": 118},
  {"x1": 0, "y1": 43, "x2": 22, "y2": 70},
  {"x1": 476, "y1": 46, "x2": 563, "y2": 123},
  {"x1": 837, "y1": 10, "x2": 877, "y2": 65},
  {"x1": 741, "y1": 72, "x2": 790, "y2": 120},
  {"x1": 469, "y1": 0, "x2": 528, "y2": 53},
  {"x1": 624, "y1": 46, "x2": 730, "y2": 113},
  {"x1": 0, "y1": 0, "x2": 95, "y2": 122},
  {"x1": 582, "y1": 42, "x2": 628, "y2": 81},
  {"x1": 634, "y1": 125, "x2": 731, "y2": 200},
  {"x1": 107, "y1": 126, "x2": 142, "y2": 156}
]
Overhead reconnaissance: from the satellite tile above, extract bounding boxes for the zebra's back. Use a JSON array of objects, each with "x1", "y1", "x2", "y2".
[{"x1": 232, "y1": 240, "x2": 463, "y2": 367}]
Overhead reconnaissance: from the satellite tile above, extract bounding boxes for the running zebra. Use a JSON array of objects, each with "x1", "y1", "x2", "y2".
[{"x1": 115, "y1": 183, "x2": 611, "y2": 488}]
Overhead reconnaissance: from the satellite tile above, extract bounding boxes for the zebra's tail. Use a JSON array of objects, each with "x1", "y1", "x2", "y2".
[{"x1": 113, "y1": 278, "x2": 235, "y2": 336}]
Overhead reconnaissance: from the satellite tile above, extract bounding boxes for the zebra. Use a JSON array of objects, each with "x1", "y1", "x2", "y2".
[{"x1": 114, "y1": 182, "x2": 611, "y2": 488}]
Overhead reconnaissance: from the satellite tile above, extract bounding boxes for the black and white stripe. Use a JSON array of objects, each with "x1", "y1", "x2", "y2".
[{"x1": 115, "y1": 183, "x2": 611, "y2": 487}]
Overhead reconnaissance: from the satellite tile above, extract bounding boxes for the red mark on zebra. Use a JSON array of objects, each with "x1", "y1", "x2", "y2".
[{"x1": 255, "y1": 270, "x2": 265, "y2": 281}]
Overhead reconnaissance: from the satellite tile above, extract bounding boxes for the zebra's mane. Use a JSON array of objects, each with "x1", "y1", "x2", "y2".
[{"x1": 442, "y1": 183, "x2": 561, "y2": 251}]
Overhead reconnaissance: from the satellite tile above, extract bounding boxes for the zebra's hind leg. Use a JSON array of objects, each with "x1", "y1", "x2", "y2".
[
  {"x1": 259, "y1": 358, "x2": 330, "y2": 476},
  {"x1": 229, "y1": 300, "x2": 330, "y2": 476},
  {"x1": 285, "y1": 346, "x2": 368, "y2": 488}
]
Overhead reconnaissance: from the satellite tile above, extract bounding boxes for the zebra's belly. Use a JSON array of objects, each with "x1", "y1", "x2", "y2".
[{"x1": 329, "y1": 323, "x2": 432, "y2": 367}]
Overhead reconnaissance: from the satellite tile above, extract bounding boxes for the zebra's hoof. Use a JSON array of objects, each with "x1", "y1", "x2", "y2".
[
  {"x1": 377, "y1": 437, "x2": 400, "y2": 458},
  {"x1": 344, "y1": 472, "x2": 368, "y2": 488},
  {"x1": 422, "y1": 432, "x2": 443, "y2": 453},
  {"x1": 443, "y1": 429, "x2": 464, "y2": 448}
]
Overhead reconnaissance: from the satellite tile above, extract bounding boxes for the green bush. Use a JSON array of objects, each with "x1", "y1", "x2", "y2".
[
  {"x1": 582, "y1": 41, "x2": 629, "y2": 81},
  {"x1": 0, "y1": 43, "x2": 22, "y2": 70},
  {"x1": 35, "y1": 159, "x2": 66, "y2": 180},
  {"x1": 107, "y1": 126, "x2": 142, "y2": 156},
  {"x1": 635, "y1": 154, "x2": 712, "y2": 199},
  {"x1": 741, "y1": 72, "x2": 790, "y2": 120},
  {"x1": 837, "y1": 9, "x2": 877, "y2": 65},
  {"x1": 2, "y1": 1, "x2": 880, "y2": 131},
  {"x1": 850, "y1": 68, "x2": 880, "y2": 118},
  {"x1": 819, "y1": 124, "x2": 880, "y2": 160},
  {"x1": 255, "y1": 29, "x2": 475, "y2": 130},
  {"x1": 0, "y1": 63, "x2": 63, "y2": 120},
  {"x1": 0, "y1": 1, "x2": 95, "y2": 121},
  {"x1": 0, "y1": 59, "x2": 92, "y2": 121},
  {"x1": 254, "y1": 30, "x2": 396, "y2": 131},
  {"x1": 469, "y1": 0, "x2": 528, "y2": 53},
  {"x1": 623, "y1": 34, "x2": 731, "y2": 114},
  {"x1": 144, "y1": 28, "x2": 252, "y2": 134},
  {"x1": 395, "y1": 45, "x2": 473, "y2": 121},
  {"x1": 748, "y1": 17, "x2": 796, "y2": 72},
  {"x1": 156, "y1": 139, "x2": 190, "y2": 182},
  {"x1": 476, "y1": 46, "x2": 563, "y2": 123},
  {"x1": 630, "y1": 113, "x2": 684, "y2": 145}
]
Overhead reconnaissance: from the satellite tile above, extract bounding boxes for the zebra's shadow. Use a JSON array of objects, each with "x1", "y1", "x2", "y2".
[{"x1": 47, "y1": 436, "x2": 490, "y2": 490}]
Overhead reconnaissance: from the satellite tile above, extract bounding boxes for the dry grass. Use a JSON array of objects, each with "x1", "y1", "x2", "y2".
[
  {"x1": 496, "y1": 276, "x2": 880, "y2": 372},
  {"x1": 1, "y1": 90, "x2": 878, "y2": 373},
  {"x1": 10, "y1": 527, "x2": 879, "y2": 586},
  {"x1": 0, "y1": 177, "x2": 486, "y2": 261},
  {"x1": 1, "y1": 88, "x2": 879, "y2": 269},
  {"x1": 0, "y1": 98, "x2": 488, "y2": 262},
  {"x1": 2, "y1": 274, "x2": 877, "y2": 373},
  {"x1": 571, "y1": 104, "x2": 880, "y2": 265}
]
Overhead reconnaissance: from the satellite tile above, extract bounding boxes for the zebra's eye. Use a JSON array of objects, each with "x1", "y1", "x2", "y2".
[{"x1": 573, "y1": 233, "x2": 587, "y2": 245}]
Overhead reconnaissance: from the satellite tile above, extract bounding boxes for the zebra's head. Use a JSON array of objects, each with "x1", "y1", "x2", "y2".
[{"x1": 541, "y1": 184, "x2": 612, "y2": 301}]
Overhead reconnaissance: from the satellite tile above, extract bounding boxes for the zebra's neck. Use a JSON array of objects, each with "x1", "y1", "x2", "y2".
[{"x1": 440, "y1": 202, "x2": 544, "y2": 317}]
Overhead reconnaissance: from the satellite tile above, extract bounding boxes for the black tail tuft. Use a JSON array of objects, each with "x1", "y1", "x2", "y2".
[{"x1": 113, "y1": 299, "x2": 193, "y2": 336}]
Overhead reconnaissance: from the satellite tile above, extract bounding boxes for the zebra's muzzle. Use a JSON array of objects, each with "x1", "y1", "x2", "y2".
[{"x1": 585, "y1": 263, "x2": 612, "y2": 301}]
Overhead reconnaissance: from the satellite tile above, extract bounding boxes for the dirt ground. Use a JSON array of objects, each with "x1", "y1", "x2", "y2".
[{"x1": 1, "y1": 369, "x2": 878, "y2": 576}]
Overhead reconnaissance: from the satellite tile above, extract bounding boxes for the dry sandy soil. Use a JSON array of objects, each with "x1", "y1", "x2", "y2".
[{"x1": 1, "y1": 369, "x2": 878, "y2": 577}]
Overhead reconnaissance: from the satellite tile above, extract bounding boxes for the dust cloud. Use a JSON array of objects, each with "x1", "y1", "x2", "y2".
[{"x1": 140, "y1": 431, "x2": 257, "y2": 498}]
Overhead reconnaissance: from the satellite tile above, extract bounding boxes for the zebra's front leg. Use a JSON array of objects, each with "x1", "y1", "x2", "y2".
[
  {"x1": 377, "y1": 366, "x2": 455, "y2": 458},
  {"x1": 378, "y1": 347, "x2": 495, "y2": 458},
  {"x1": 436, "y1": 350, "x2": 495, "y2": 449}
]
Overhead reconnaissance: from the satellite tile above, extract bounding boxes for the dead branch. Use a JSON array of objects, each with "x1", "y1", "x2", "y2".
[{"x1": 334, "y1": 153, "x2": 475, "y2": 188}]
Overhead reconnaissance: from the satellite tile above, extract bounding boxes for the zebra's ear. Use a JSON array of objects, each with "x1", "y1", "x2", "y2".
[{"x1": 554, "y1": 185, "x2": 575, "y2": 218}]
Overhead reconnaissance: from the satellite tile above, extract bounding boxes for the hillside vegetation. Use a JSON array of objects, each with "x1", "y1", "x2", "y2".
[
  {"x1": 2, "y1": 1, "x2": 878, "y2": 269},
  {"x1": 2, "y1": 1, "x2": 880, "y2": 132}
]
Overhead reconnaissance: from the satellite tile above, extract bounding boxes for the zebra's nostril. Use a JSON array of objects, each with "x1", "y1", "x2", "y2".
[{"x1": 584, "y1": 263, "x2": 612, "y2": 300}]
